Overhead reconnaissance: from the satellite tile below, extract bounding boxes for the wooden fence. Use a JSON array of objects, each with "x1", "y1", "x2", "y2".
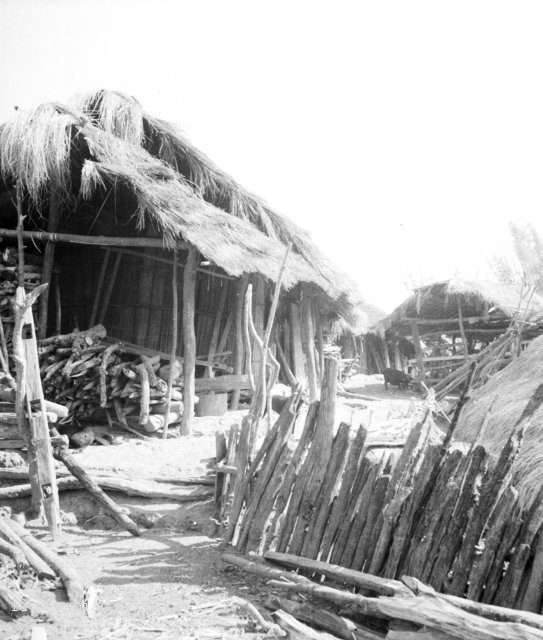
[{"x1": 223, "y1": 358, "x2": 543, "y2": 614}]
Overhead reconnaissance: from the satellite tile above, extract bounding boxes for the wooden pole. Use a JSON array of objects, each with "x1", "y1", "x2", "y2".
[
  {"x1": 0, "y1": 228, "x2": 189, "y2": 249},
  {"x1": 163, "y1": 249, "x2": 178, "y2": 439},
  {"x1": 205, "y1": 283, "x2": 228, "y2": 378},
  {"x1": 181, "y1": 247, "x2": 198, "y2": 436},
  {"x1": 411, "y1": 322, "x2": 425, "y2": 383},
  {"x1": 37, "y1": 193, "x2": 60, "y2": 339},
  {"x1": 53, "y1": 447, "x2": 140, "y2": 536},
  {"x1": 231, "y1": 275, "x2": 249, "y2": 410},
  {"x1": 300, "y1": 287, "x2": 318, "y2": 402},
  {"x1": 392, "y1": 333, "x2": 402, "y2": 370},
  {"x1": 457, "y1": 298, "x2": 469, "y2": 360}
]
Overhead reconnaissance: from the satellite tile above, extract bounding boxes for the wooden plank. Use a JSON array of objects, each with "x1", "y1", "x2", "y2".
[
  {"x1": 89, "y1": 250, "x2": 110, "y2": 328},
  {"x1": 195, "y1": 374, "x2": 250, "y2": 393},
  {"x1": 411, "y1": 322, "x2": 425, "y2": 383}
]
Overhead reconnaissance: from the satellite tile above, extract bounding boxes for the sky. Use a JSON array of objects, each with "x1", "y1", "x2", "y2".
[{"x1": 1, "y1": 0, "x2": 543, "y2": 312}]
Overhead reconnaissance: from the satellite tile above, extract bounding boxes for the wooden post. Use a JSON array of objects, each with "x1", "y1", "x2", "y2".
[
  {"x1": 163, "y1": 250, "x2": 178, "y2": 439},
  {"x1": 38, "y1": 194, "x2": 60, "y2": 339},
  {"x1": 457, "y1": 298, "x2": 469, "y2": 359},
  {"x1": 359, "y1": 335, "x2": 369, "y2": 374},
  {"x1": 231, "y1": 275, "x2": 249, "y2": 410},
  {"x1": 300, "y1": 287, "x2": 318, "y2": 402},
  {"x1": 411, "y1": 322, "x2": 425, "y2": 383},
  {"x1": 289, "y1": 302, "x2": 307, "y2": 387},
  {"x1": 181, "y1": 247, "x2": 198, "y2": 436},
  {"x1": 392, "y1": 333, "x2": 402, "y2": 370}
]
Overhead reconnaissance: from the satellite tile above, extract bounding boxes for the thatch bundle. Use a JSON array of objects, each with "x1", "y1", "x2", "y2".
[
  {"x1": 0, "y1": 91, "x2": 370, "y2": 330},
  {"x1": 454, "y1": 334, "x2": 543, "y2": 506}
]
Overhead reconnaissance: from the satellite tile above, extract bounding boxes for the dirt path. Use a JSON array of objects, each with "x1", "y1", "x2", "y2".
[{"x1": 1, "y1": 411, "x2": 273, "y2": 640}]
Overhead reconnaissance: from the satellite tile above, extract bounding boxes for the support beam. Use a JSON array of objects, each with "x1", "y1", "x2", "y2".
[
  {"x1": 181, "y1": 248, "x2": 198, "y2": 436},
  {"x1": 0, "y1": 228, "x2": 189, "y2": 249}
]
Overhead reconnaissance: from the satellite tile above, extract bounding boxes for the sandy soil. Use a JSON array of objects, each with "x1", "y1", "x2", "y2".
[
  {"x1": 1, "y1": 410, "x2": 277, "y2": 640},
  {"x1": 0, "y1": 377, "x2": 420, "y2": 640}
]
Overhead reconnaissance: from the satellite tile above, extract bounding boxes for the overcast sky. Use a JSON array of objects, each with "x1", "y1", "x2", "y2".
[{"x1": 2, "y1": 0, "x2": 543, "y2": 312}]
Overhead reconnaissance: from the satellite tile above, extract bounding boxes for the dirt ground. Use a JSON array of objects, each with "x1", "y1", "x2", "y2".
[{"x1": 1, "y1": 376, "x2": 418, "y2": 640}]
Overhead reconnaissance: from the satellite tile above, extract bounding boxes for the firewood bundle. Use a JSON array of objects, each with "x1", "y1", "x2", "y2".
[{"x1": 38, "y1": 325, "x2": 184, "y2": 428}]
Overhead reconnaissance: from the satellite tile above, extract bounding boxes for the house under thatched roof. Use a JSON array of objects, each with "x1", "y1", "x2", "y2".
[
  {"x1": 359, "y1": 278, "x2": 543, "y2": 381},
  {"x1": 374, "y1": 278, "x2": 543, "y2": 336},
  {"x1": 0, "y1": 90, "x2": 374, "y2": 431}
]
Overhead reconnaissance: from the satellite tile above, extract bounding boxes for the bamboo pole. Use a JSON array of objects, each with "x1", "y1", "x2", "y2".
[
  {"x1": 163, "y1": 249, "x2": 178, "y2": 439},
  {"x1": 0, "y1": 228, "x2": 189, "y2": 249},
  {"x1": 181, "y1": 247, "x2": 198, "y2": 436}
]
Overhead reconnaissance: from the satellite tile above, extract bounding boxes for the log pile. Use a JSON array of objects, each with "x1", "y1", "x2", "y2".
[
  {"x1": 223, "y1": 359, "x2": 543, "y2": 613},
  {"x1": 223, "y1": 552, "x2": 543, "y2": 639},
  {"x1": 37, "y1": 326, "x2": 184, "y2": 429},
  {"x1": 0, "y1": 515, "x2": 96, "y2": 619}
]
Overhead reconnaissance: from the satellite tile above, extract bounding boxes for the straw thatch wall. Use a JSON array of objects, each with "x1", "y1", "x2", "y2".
[{"x1": 454, "y1": 334, "x2": 543, "y2": 507}]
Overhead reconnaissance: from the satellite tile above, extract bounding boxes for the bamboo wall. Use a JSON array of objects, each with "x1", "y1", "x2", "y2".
[{"x1": 55, "y1": 246, "x2": 321, "y2": 387}]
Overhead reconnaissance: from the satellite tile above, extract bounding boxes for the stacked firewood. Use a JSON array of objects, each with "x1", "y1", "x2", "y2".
[
  {"x1": 223, "y1": 552, "x2": 543, "y2": 640},
  {"x1": 38, "y1": 325, "x2": 184, "y2": 429}
]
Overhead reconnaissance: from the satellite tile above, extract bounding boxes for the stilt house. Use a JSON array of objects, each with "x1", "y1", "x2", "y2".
[{"x1": 365, "y1": 278, "x2": 543, "y2": 383}]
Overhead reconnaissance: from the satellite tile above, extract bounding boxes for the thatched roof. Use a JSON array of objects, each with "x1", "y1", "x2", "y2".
[
  {"x1": 372, "y1": 277, "x2": 543, "y2": 335},
  {"x1": 454, "y1": 334, "x2": 543, "y2": 508},
  {"x1": 0, "y1": 91, "x2": 370, "y2": 330}
]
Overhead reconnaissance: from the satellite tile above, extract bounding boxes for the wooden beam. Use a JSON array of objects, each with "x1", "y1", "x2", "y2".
[
  {"x1": 163, "y1": 249, "x2": 179, "y2": 440},
  {"x1": 0, "y1": 228, "x2": 189, "y2": 249},
  {"x1": 403, "y1": 315, "x2": 491, "y2": 325},
  {"x1": 181, "y1": 248, "x2": 198, "y2": 436},
  {"x1": 195, "y1": 374, "x2": 251, "y2": 393}
]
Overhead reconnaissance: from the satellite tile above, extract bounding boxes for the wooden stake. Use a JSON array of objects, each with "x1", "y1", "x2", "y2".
[
  {"x1": 98, "y1": 251, "x2": 122, "y2": 325},
  {"x1": 181, "y1": 247, "x2": 198, "y2": 436},
  {"x1": 163, "y1": 249, "x2": 179, "y2": 439}
]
